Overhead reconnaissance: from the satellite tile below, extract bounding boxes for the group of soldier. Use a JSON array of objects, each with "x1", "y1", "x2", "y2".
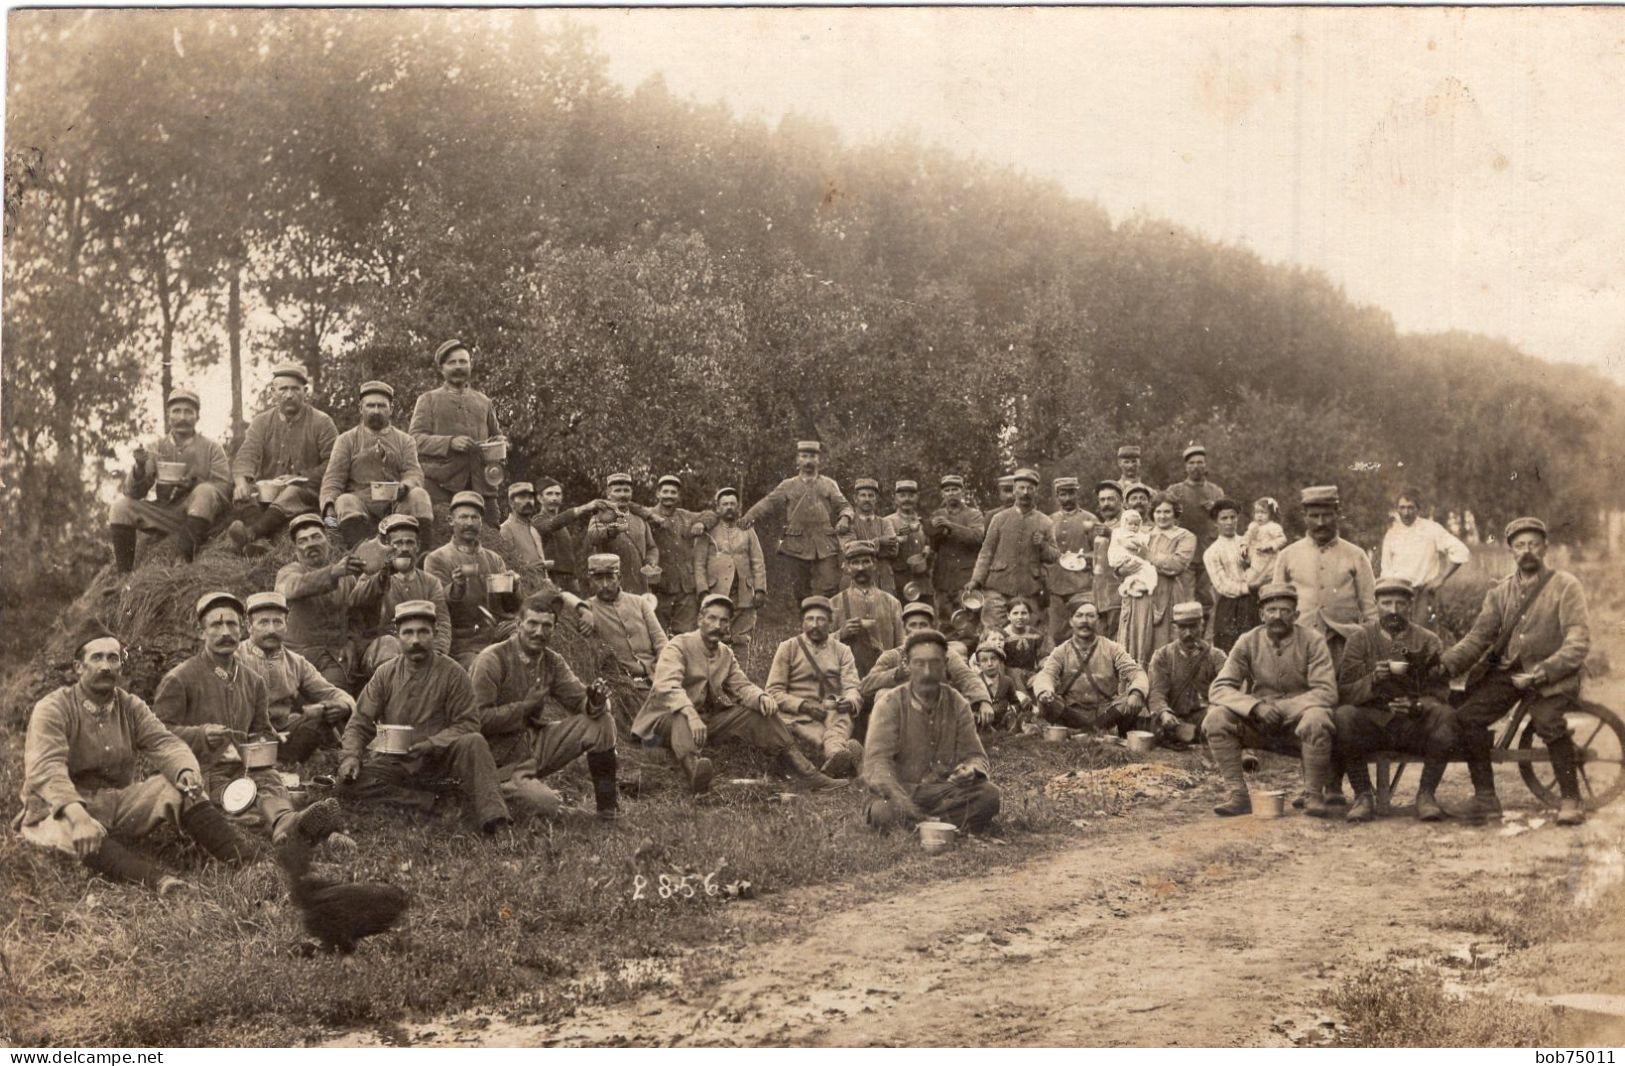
[{"x1": 16, "y1": 340, "x2": 1596, "y2": 895}]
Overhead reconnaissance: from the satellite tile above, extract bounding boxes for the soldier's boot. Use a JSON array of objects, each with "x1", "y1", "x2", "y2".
[
  {"x1": 1300, "y1": 755, "x2": 1331, "y2": 818},
  {"x1": 587, "y1": 750, "x2": 621, "y2": 820},
  {"x1": 821, "y1": 739, "x2": 863, "y2": 778},
  {"x1": 781, "y1": 748, "x2": 846, "y2": 792},
  {"x1": 172, "y1": 515, "x2": 213, "y2": 563},
  {"x1": 680, "y1": 754, "x2": 715, "y2": 795},
  {"x1": 179, "y1": 800, "x2": 267, "y2": 866},
  {"x1": 1212, "y1": 788, "x2": 1252, "y2": 817},
  {"x1": 272, "y1": 797, "x2": 345, "y2": 846},
  {"x1": 1466, "y1": 759, "x2": 1502, "y2": 820},
  {"x1": 1415, "y1": 761, "x2": 1448, "y2": 822},
  {"x1": 1345, "y1": 793, "x2": 1376, "y2": 823},
  {"x1": 82, "y1": 836, "x2": 170, "y2": 888},
  {"x1": 338, "y1": 516, "x2": 373, "y2": 551},
  {"x1": 1548, "y1": 736, "x2": 1586, "y2": 826},
  {"x1": 110, "y1": 524, "x2": 139, "y2": 573}
]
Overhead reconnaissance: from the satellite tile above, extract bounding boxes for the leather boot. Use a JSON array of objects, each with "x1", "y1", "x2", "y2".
[
  {"x1": 1547, "y1": 734, "x2": 1583, "y2": 802},
  {"x1": 339, "y1": 516, "x2": 373, "y2": 551},
  {"x1": 111, "y1": 524, "x2": 138, "y2": 573},
  {"x1": 83, "y1": 836, "x2": 169, "y2": 887},
  {"x1": 1416, "y1": 761, "x2": 1447, "y2": 822},
  {"x1": 1213, "y1": 788, "x2": 1252, "y2": 816},
  {"x1": 680, "y1": 754, "x2": 715, "y2": 795},
  {"x1": 821, "y1": 739, "x2": 862, "y2": 778},
  {"x1": 781, "y1": 748, "x2": 845, "y2": 792},
  {"x1": 1556, "y1": 797, "x2": 1585, "y2": 826},
  {"x1": 180, "y1": 800, "x2": 267, "y2": 865},
  {"x1": 252, "y1": 505, "x2": 288, "y2": 540},
  {"x1": 1466, "y1": 759, "x2": 1501, "y2": 820},
  {"x1": 1345, "y1": 793, "x2": 1376, "y2": 823},
  {"x1": 177, "y1": 515, "x2": 212, "y2": 562},
  {"x1": 1301, "y1": 755, "x2": 1331, "y2": 818},
  {"x1": 587, "y1": 749, "x2": 620, "y2": 819},
  {"x1": 273, "y1": 797, "x2": 344, "y2": 846}
]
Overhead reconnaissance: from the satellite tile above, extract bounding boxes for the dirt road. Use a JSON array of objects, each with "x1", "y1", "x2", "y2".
[{"x1": 330, "y1": 777, "x2": 1624, "y2": 1047}]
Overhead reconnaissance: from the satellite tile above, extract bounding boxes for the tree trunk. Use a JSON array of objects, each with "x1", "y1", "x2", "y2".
[{"x1": 228, "y1": 258, "x2": 245, "y2": 444}]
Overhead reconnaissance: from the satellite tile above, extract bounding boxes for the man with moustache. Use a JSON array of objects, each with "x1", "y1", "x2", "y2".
[
  {"x1": 501, "y1": 479, "x2": 606, "y2": 593},
  {"x1": 863, "y1": 630, "x2": 1002, "y2": 832},
  {"x1": 1146, "y1": 601, "x2": 1227, "y2": 742},
  {"x1": 585, "y1": 472, "x2": 661, "y2": 595},
  {"x1": 989, "y1": 475, "x2": 1017, "y2": 521},
  {"x1": 153, "y1": 591, "x2": 343, "y2": 846},
  {"x1": 1204, "y1": 583, "x2": 1338, "y2": 817},
  {"x1": 1043, "y1": 477, "x2": 1099, "y2": 645},
  {"x1": 1164, "y1": 444, "x2": 1226, "y2": 606},
  {"x1": 425, "y1": 491, "x2": 527, "y2": 668},
  {"x1": 582, "y1": 553, "x2": 668, "y2": 681},
  {"x1": 832, "y1": 541, "x2": 906, "y2": 677},
  {"x1": 648, "y1": 474, "x2": 709, "y2": 635},
  {"x1": 18, "y1": 620, "x2": 267, "y2": 892},
  {"x1": 320, "y1": 381, "x2": 434, "y2": 550},
  {"x1": 632, "y1": 593, "x2": 842, "y2": 795},
  {"x1": 472, "y1": 592, "x2": 622, "y2": 820},
  {"x1": 348, "y1": 514, "x2": 452, "y2": 671},
  {"x1": 840, "y1": 478, "x2": 900, "y2": 595},
  {"x1": 885, "y1": 479, "x2": 933, "y2": 603},
  {"x1": 275, "y1": 512, "x2": 367, "y2": 689},
  {"x1": 767, "y1": 596, "x2": 866, "y2": 777},
  {"x1": 409, "y1": 339, "x2": 504, "y2": 523},
  {"x1": 965, "y1": 468, "x2": 1059, "y2": 632},
  {"x1": 1031, "y1": 600, "x2": 1151, "y2": 734},
  {"x1": 226, "y1": 362, "x2": 338, "y2": 554},
  {"x1": 928, "y1": 474, "x2": 986, "y2": 623},
  {"x1": 1271, "y1": 485, "x2": 1377, "y2": 667},
  {"x1": 1091, "y1": 481, "x2": 1127, "y2": 638},
  {"x1": 1112, "y1": 445, "x2": 1143, "y2": 494},
  {"x1": 860, "y1": 602, "x2": 994, "y2": 724},
  {"x1": 109, "y1": 389, "x2": 232, "y2": 570},
  {"x1": 339, "y1": 601, "x2": 513, "y2": 834},
  {"x1": 693, "y1": 487, "x2": 768, "y2": 659},
  {"x1": 1332, "y1": 577, "x2": 1454, "y2": 824},
  {"x1": 235, "y1": 591, "x2": 355, "y2": 764},
  {"x1": 740, "y1": 440, "x2": 855, "y2": 603},
  {"x1": 1431, "y1": 517, "x2": 1591, "y2": 826}
]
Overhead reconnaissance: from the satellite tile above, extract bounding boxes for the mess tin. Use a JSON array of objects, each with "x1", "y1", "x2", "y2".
[
  {"x1": 1250, "y1": 788, "x2": 1287, "y2": 819},
  {"x1": 370, "y1": 481, "x2": 402, "y2": 502},
  {"x1": 478, "y1": 438, "x2": 509, "y2": 462},
  {"x1": 487, "y1": 572, "x2": 516, "y2": 594},
  {"x1": 156, "y1": 461, "x2": 189, "y2": 483},
  {"x1": 640, "y1": 564, "x2": 663, "y2": 581},
  {"x1": 222, "y1": 777, "x2": 258, "y2": 814},
  {"x1": 377, "y1": 724, "x2": 415, "y2": 755},
  {"x1": 959, "y1": 588, "x2": 985, "y2": 611},
  {"x1": 1387, "y1": 660, "x2": 1411, "y2": 677},
  {"x1": 1125, "y1": 730, "x2": 1156, "y2": 754},
  {"x1": 256, "y1": 479, "x2": 285, "y2": 503},
  {"x1": 1043, "y1": 724, "x2": 1070, "y2": 743},
  {"x1": 240, "y1": 739, "x2": 280, "y2": 770},
  {"x1": 918, "y1": 820, "x2": 958, "y2": 853}
]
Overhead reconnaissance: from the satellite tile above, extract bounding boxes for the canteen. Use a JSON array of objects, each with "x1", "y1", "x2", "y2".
[
  {"x1": 377, "y1": 724, "x2": 415, "y2": 755},
  {"x1": 918, "y1": 821, "x2": 958, "y2": 853},
  {"x1": 1125, "y1": 730, "x2": 1156, "y2": 754}
]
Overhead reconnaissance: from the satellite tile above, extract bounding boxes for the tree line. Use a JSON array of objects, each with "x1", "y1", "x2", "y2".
[{"x1": 6, "y1": 9, "x2": 1621, "y2": 606}]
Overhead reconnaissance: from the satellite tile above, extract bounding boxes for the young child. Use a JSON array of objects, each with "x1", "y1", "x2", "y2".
[
  {"x1": 1242, "y1": 496, "x2": 1287, "y2": 586},
  {"x1": 973, "y1": 641, "x2": 1027, "y2": 731},
  {"x1": 999, "y1": 597, "x2": 1050, "y2": 677},
  {"x1": 1108, "y1": 508, "x2": 1157, "y2": 598}
]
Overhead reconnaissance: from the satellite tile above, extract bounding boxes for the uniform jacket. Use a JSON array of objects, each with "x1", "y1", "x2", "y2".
[
  {"x1": 1030, "y1": 636, "x2": 1148, "y2": 708},
  {"x1": 347, "y1": 567, "x2": 452, "y2": 654},
  {"x1": 973, "y1": 505, "x2": 1060, "y2": 597},
  {"x1": 584, "y1": 508, "x2": 659, "y2": 594},
  {"x1": 1337, "y1": 620, "x2": 1445, "y2": 708},
  {"x1": 1147, "y1": 640, "x2": 1227, "y2": 719},
  {"x1": 1439, "y1": 568, "x2": 1590, "y2": 698},
  {"x1": 124, "y1": 432, "x2": 231, "y2": 500},
  {"x1": 232, "y1": 405, "x2": 338, "y2": 484},
  {"x1": 861, "y1": 645, "x2": 993, "y2": 707},
  {"x1": 152, "y1": 653, "x2": 274, "y2": 764},
  {"x1": 1209, "y1": 623, "x2": 1337, "y2": 718},
  {"x1": 320, "y1": 425, "x2": 426, "y2": 511},
  {"x1": 649, "y1": 507, "x2": 705, "y2": 596},
  {"x1": 766, "y1": 635, "x2": 863, "y2": 710},
  {"x1": 863, "y1": 684, "x2": 989, "y2": 796},
  {"x1": 632, "y1": 631, "x2": 768, "y2": 738},
  {"x1": 886, "y1": 510, "x2": 933, "y2": 591},
  {"x1": 584, "y1": 591, "x2": 668, "y2": 674},
  {"x1": 831, "y1": 585, "x2": 905, "y2": 673},
  {"x1": 342, "y1": 653, "x2": 479, "y2": 757},
  {"x1": 928, "y1": 503, "x2": 985, "y2": 592},
  {"x1": 1045, "y1": 507, "x2": 1100, "y2": 600},
  {"x1": 1271, "y1": 536, "x2": 1378, "y2": 639},
  {"x1": 408, "y1": 385, "x2": 503, "y2": 495},
  {"x1": 742, "y1": 474, "x2": 854, "y2": 561},
  {"x1": 276, "y1": 558, "x2": 358, "y2": 656},
  {"x1": 470, "y1": 638, "x2": 592, "y2": 739},
  {"x1": 694, "y1": 523, "x2": 767, "y2": 602},
  {"x1": 235, "y1": 643, "x2": 353, "y2": 729}
]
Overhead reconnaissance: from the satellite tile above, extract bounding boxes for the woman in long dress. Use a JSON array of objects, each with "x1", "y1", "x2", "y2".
[{"x1": 1121, "y1": 493, "x2": 1196, "y2": 662}]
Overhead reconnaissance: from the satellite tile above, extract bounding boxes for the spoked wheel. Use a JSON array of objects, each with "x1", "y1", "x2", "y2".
[{"x1": 1517, "y1": 701, "x2": 1625, "y2": 810}]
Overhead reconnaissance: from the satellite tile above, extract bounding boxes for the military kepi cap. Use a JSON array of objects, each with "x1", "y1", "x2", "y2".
[
  {"x1": 795, "y1": 440, "x2": 822, "y2": 453},
  {"x1": 1053, "y1": 476, "x2": 1079, "y2": 490},
  {"x1": 1504, "y1": 516, "x2": 1547, "y2": 542},
  {"x1": 714, "y1": 486, "x2": 739, "y2": 501},
  {"x1": 450, "y1": 490, "x2": 486, "y2": 514},
  {"x1": 378, "y1": 513, "x2": 419, "y2": 537},
  {"x1": 587, "y1": 553, "x2": 622, "y2": 574},
  {"x1": 1182, "y1": 444, "x2": 1208, "y2": 461},
  {"x1": 393, "y1": 599, "x2": 437, "y2": 624},
  {"x1": 359, "y1": 380, "x2": 394, "y2": 401},
  {"x1": 1116, "y1": 445, "x2": 1141, "y2": 460},
  {"x1": 901, "y1": 601, "x2": 937, "y2": 622},
  {"x1": 195, "y1": 590, "x2": 245, "y2": 621},
  {"x1": 894, "y1": 479, "x2": 918, "y2": 492},
  {"x1": 605, "y1": 472, "x2": 632, "y2": 488},
  {"x1": 853, "y1": 477, "x2": 879, "y2": 492},
  {"x1": 270, "y1": 362, "x2": 309, "y2": 385},
  {"x1": 939, "y1": 474, "x2": 964, "y2": 489},
  {"x1": 1171, "y1": 601, "x2": 1204, "y2": 625},
  {"x1": 1257, "y1": 582, "x2": 1300, "y2": 607},
  {"x1": 1300, "y1": 485, "x2": 1340, "y2": 507},
  {"x1": 287, "y1": 512, "x2": 326, "y2": 539},
  {"x1": 657, "y1": 474, "x2": 683, "y2": 489},
  {"x1": 998, "y1": 475, "x2": 1016, "y2": 486},
  {"x1": 800, "y1": 595, "x2": 835, "y2": 616},
  {"x1": 245, "y1": 591, "x2": 288, "y2": 615},
  {"x1": 700, "y1": 592, "x2": 734, "y2": 614},
  {"x1": 1012, "y1": 467, "x2": 1040, "y2": 485},
  {"x1": 167, "y1": 389, "x2": 201, "y2": 410},
  {"x1": 1374, "y1": 576, "x2": 1416, "y2": 599},
  {"x1": 434, "y1": 338, "x2": 468, "y2": 365},
  {"x1": 841, "y1": 540, "x2": 878, "y2": 560},
  {"x1": 507, "y1": 481, "x2": 536, "y2": 498},
  {"x1": 1095, "y1": 479, "x2": 1123, "y2": 496}
]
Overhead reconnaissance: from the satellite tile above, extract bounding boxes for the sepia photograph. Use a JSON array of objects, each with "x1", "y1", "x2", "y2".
[{"x1": 2, "y1": 4, "x2": 1623, "y2": 1051}]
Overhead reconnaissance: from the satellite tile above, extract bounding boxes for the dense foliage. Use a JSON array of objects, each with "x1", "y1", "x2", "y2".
[{"x1": 6, "y1": 9, "x2": 1621, "y2": 607}]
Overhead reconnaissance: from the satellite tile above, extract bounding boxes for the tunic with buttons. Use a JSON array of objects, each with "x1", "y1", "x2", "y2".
[
  {"x1": 766, "y1": 635, "x2": 863, "y2": 709},
  {"x1": 424, "y1": 542, "x2": 516, "y2": 644},
  {"x1": 1271, "y1": 536, "x2": 1378, "y2": 638},
  {"x1": 408, "y1": 385, "x2": 503, "y2": 495},
  {"x1": 972, "y1": 505, "x2": 1059, "y2": 597},
  {"x1": 928, "y1": 503, "x2": 986, "y2": 594},
  {"x1": 470, "y1": 637, "x2": 592, "y2": 737},
  {"x1": 1030, "y1": 636, "x2": 1149, "y2": 709},
  {"x1": 840, "y1": 513, "x2": 900, "y2": 593},
  {"x1": 631, "y1": 631, "x2": 767, "y2": 738},
  {"x1": 831, "y1": 585, "x2": 905, "y2": 675},
  {"x1": 885, "y1": 510, "x2": 933, "y2": 594},
  {"x1": 347, "y1": 568, "x2": 452, "y2": 655},
  {"x1": 19, "y1": 685, "x2": 199, "y2": 828},
  {"x1": 584, "y1": 591, "x2": 668, "y2": 674},
  {"x1": 232, "y1": 405, "x2": 338, "y2": 484},
  {"x1": 124, "y1": 432, "x2": 231, "y2": 500},
  {"x1": 863, "y1": 684, "x2": 989, "y2": 795},
  {"x1": 320, "y1": 425, "x2": 426, "y2": 511},
  {"x1": 1147, "y1": 640, "x2": 1227, "y2": 720},
  {"x1": 276, "y1": 559, "x2": 358, "y2": 659},
  {"x1": 1044, "y1": 507, "x2": 1100, "y2": 602},
  {"x1": 151, "y1": 654, "x2": 275, "y2": 762},
  {"x1": 741, "y1": 474, "x2": 854, "y2": 561},
  {"x1": 1208, "y1": 623, "x2": 1337, "y2": 718},
  {"x1": 342, "y1": 653, "x2": 480, "y2": 757},
  {"x1": 235, "y1": 643, "x2": 353, "y2": 729}
]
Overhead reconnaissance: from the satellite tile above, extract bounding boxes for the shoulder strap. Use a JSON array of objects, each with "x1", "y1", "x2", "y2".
[
  {"x1": 796, "y1": 637, "x2": 832, "y2": 699},
  {"x1": 1489, "y1": 568, "x2": 1557, "y2": 667}
]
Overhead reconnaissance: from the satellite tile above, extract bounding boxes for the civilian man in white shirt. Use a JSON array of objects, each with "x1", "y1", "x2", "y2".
[{"x1": 1379, "y1": 489, "x2": 1470, "y2": 631}]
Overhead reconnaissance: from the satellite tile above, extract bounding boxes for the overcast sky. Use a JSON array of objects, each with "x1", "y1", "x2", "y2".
[{"x1": 574, "y1": 6, "x2": 1623, "y2": 383}]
